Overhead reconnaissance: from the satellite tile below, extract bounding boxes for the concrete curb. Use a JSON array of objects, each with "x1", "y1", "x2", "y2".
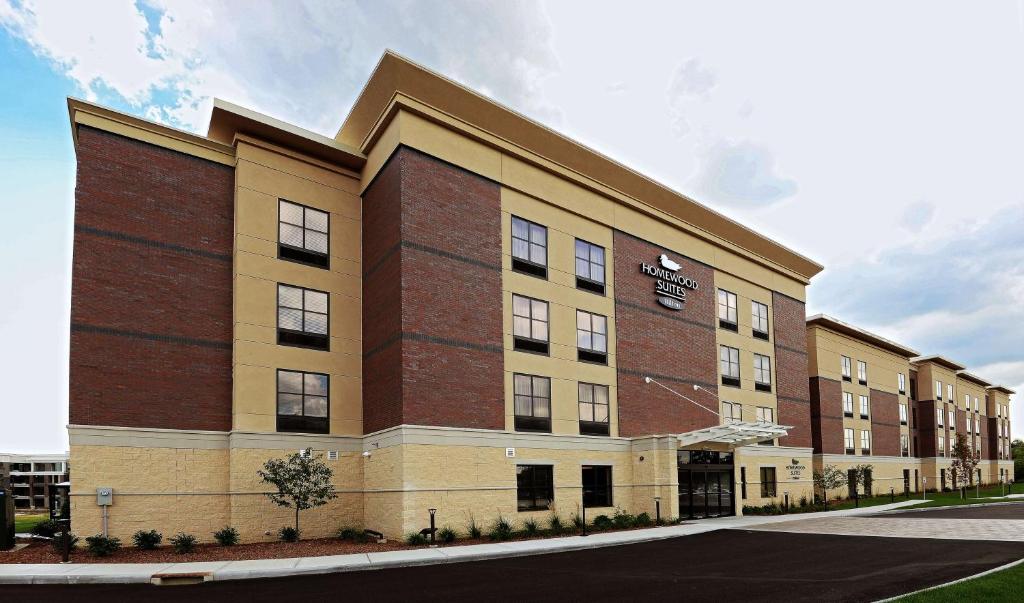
[
  {"x1": 873, "y1": 555, "x2": 1024, "y2": 602},
  {"x1": 873, "y1": 499, "x2": 1024, "y2": 514},
  {"x1": 0, "y1": 501, "x2": 918, "y2": 585}
]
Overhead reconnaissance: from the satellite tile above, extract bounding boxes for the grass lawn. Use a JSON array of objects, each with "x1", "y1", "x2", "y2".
[
  {"x1": 14, "y1": 513, "x2": 48, "y2": 534},
  {"x1": 895, "y1": 560, "x2": 1024, "y2": 602},
  {"x1": 903, "y1": 484, "x2": 1016, "y2": 509}
]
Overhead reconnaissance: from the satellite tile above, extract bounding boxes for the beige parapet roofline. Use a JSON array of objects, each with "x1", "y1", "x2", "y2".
[
  {"x1": 956, "y1": 370, "x2": 992, "y2": 388},
  {"x1": 986, "y1": 385, "x2": 1016, "y2": 395},
  {"x1": 911, "y1": 354, "x2": 967, "y2": 372},
  {"x1": 337, "y1": 50, "x2": 824, "y2": 283},
  {"x1": 806, "y1": 313, "x2": 919, "y2": 358}
]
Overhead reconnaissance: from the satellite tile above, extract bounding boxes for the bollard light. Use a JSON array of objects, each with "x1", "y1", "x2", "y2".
[
  {"x1": 654, "y1": 496, "x2": 661, "y2": 525},
  {"x1": 428, "y1": 508, "x2": 437, "y2": 547}
]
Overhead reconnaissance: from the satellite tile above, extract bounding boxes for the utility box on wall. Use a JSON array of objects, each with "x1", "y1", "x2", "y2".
[{"x1": 96, "y1": 487, "x2": 113, "y2": 506}]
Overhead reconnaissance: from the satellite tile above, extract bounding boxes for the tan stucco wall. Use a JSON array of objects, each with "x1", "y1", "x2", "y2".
[{"x1": 232, "y1": 138, "x2": 363, "y2": 436}]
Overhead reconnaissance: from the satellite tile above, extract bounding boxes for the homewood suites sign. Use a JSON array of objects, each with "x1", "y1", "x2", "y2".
[{"x1": 639, "y1": 254, "x2": 699, "y2": 311}]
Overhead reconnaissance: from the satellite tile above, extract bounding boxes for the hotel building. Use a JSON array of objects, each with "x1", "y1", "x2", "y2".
[
  {"x1": 65, "y1": 52, "x2": 1011, "y2": 541},
  {"x1": 807, "y1": 317, "x2": 1014, "y2": 498}
]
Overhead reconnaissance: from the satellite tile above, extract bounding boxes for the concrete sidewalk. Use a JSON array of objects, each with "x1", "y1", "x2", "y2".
[{"x1": 0, "y1": 500, "x2": 918, "y2": 585}]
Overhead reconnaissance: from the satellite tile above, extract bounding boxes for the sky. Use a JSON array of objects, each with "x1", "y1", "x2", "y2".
[{"x1": 1, "y1": 0, "x2": 1021, "y2": 453}]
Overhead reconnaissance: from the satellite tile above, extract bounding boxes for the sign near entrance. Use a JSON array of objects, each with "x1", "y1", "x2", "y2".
[
  {"x1": 639, "y1": 254, "x2": 699, "y2": 311},
  {"x1": 786, "y1": 458, "x2": 807, "y2": 481}
]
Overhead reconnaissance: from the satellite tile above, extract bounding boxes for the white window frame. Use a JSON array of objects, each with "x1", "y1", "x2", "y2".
[
  {"x1": 935, "y1": 380, "x2": 942, "y2": 400},
  {"x1": 751, "y1": 301, "x2": 769, "y2": 334},
  {"x1": 859, "y1": 395, "x2": 869, "y2": 418},
  {"x1": 844, "y1": 428, "x2": 855, "y2": 452},
  {"x1": 843, "y1": 392, "x2": 853, "y2": 416},
  {"x1": 841, "y1": 356, "x2": 852, "y2": 379},
  {"x1": 898, "y1": 373, "x2": 906, "y2": 393},
  {"x1": 717, "y1": 289, "x2": 738, "y2": 325},
  {"x1": 857, "y1": 360, "x2": 867, "y2": 383},
  {"x1": 937, "y1": 408, "x2": 944, "y2": 427},
  {"x1": 753, "y1": 354, "x2": 772, "y2": 387},
  {"x1": 860, "y1": 430, "x2": 870, "y2": 454}
]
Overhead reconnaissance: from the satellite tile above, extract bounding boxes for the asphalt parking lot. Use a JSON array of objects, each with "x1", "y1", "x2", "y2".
[{"x1": 4, "y1": 528, "x2": 1023, "y2": 603}]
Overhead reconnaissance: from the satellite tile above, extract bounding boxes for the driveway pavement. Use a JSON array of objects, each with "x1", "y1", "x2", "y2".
[{"x1": 3, "y1": 530, "x2": 1021, "y2": 603}]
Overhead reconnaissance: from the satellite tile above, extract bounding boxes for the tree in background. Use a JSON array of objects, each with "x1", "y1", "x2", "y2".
[
  {"x1": 950, "y1": 433, "x2": 980, "y2": 498},
  {"x1": 812, "y1": 464, "x2": 846, "y2": 510},
  {"x1": 258, "y1": 448, "x2": 337, "y2": 538},
  {"x1": 849, "y1": 464, "x2": 874, "y2": 498},
  {"x1": 1011, "y1": 439, "x2": 1023, "y2": 482}
]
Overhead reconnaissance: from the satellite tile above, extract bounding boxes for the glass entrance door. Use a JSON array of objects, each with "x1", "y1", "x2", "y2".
[{"x1": 677, "y1": 451, "x2": 735, "y2": 519}]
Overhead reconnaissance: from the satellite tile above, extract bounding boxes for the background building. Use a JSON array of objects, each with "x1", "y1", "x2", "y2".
[{"x1": 0, "y1": 453, "x2": 69, "y2": 511}]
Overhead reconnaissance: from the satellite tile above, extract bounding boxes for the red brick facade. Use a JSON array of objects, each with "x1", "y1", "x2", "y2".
[
  {"x1": 869, "y1": 388, "x2": 900, "y2": 456},
  {"x1": 916, "y1": 400, "x2": 938, "y2": 457},
  {"x1": 612, "y1": 232, "x2": 719, "y2": 436},
  {"x1": 772, "y1": 292, "x2": 812, "y2": 448},
  {"x1": 810, "y1": 377, "x2": 844, "y2": 454},
  {"x1": 362, "y1": 147, "x2": 504, "y2": 433},
  {"x1": 70, "y1": 126, "x2": 233, "y2": 431}
]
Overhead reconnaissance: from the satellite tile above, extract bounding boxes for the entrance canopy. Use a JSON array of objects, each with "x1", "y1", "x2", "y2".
[{"x1": 676, "y1": 421, "x2": 791, "y2": 448}]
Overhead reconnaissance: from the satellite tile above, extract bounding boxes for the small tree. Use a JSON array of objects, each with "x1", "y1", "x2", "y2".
[
  {"x1": 813, "y1": 464, "x2": 846, "y2": 510},
  {"x1": 951, "y1": 433, "x2": 980, "y2": 498},
  {"x1": 850, "y1": 464, "x2": 874, "y2": 498},
  {"x1": 258, "y1": 448, "x2": 337, "y2": 538}
]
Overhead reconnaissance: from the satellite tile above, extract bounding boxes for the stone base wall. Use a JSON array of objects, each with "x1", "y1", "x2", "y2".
[{"x1": 812, "y1": 455, "x2": 921, "y2": 500}]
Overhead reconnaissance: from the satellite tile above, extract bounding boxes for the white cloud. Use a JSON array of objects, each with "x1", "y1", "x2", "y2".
[
  {"x1": 899, "y1": 200, "x2": 935, "y2": 233},
  {"x1": 1, "y1": 0, "x2": 560, "y2": 133},
  {"x1": 690, "y1": 139, "x2": 798, "y2": 206}
]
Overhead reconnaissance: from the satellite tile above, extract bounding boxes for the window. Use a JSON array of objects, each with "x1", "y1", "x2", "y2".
[
  {"x1": 514, "y1": 374, "x2": 551, "y2": 432},
  {"x1": 844, "y1": 428, "x2": 855, "y2": 454},
  {"x1": 997, "y1": 404, "x2": 1002, "y2": 418},
  {"x1": 756, "y1": 406, "x2": 774, "y2": 423},
  {"x1": 947, "y1": 384, "x2": 953, "y2": 402},
  {"x1": 516, "y1": 465, "x2": 553, "y2": 511},
  {"x1": 582, "y1": 465, "x2": 613, "y2": 508},
  {"x1": 576, "y1": 310, "x2": 608, "y2": 364},
  {"x1": 578, "y1": 383, "x2": 610, "y2": 436},
  {"x1": 512, "y1": 294, "x2": 549, "y2": 354},
  {"x1": 720, "y1": 346, "x2": 740, "y2": 387},
  {"x1": 723, "y1": 401, "x2": 742, "y2": 424},
  {"x1": 841, "y1": 356, "x2": 852, "y2": 381},
  {"x1": 759, "y1": 467, "x2": 777, "y2": 498},
  {"x1": 574, "y1": 239, "x2": 606, "y2": 294},
  {"x1": 277, "y1": 284, "x2": 329, "y2": 350},
  {"x1": 753, "y1": 354, "x2": 772, "y2": 392},
  {"x1": 860, "y1": 430, "x2": 871, "y2": 455},
  {"x1": 974, "y1": 398, "x2": 980, "y2": 413},
  {"x1": 511, "y1": 216, "x2": 547, "y2": 277},
  {"x1": 898, "y1": 373, "x2": 906, "y2": 394},
  {"x1": 936, "y1": 407, "x2": 944, "y2": 427},
  {"x1": 843, "y1": 392, "x2": 854, "y2": 417},
  {"x1": 965, "y1": 394, "x2": 970, "y2": 409},
  {"x1": 859, "y1": 395, "x2": 869, "y2": 419},
  {"x1": 278, "y1": 200, "x2": 329, "y2": 268},
  {"x1": 938, "y1": 435, "x2": 945, "y2": 456},
  {"x1": 276, "y1": 369, "x2": 328, "y2": 434},
  {"x1": 857, "y1": 361, "x2": 867, "y2": 385},
  {"x1": 717, "y1": 289, "x2": 738, "y2": 330},
  {"x1": 901, "y1": 434, "x2": 910, "y2": 457},
  {"x1": 935, "y1": 380, "x2": 942, "y2": 400},
  {"x1": 966, "y1": 415, "x2": 973, "y2": 434},
  {"x1": 899, "y1": 403, "x2": 908, "y2": 425},
  {"x1": 948, "y1": 409, "x2": 955, "y2": 430},
  {"x1": 751, "y1": 301, "x2": 769, "y2": 339}
]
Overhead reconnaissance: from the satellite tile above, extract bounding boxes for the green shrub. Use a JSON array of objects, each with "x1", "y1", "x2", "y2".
[
  {"x1": 548, "y1": 513, "x2": 565, "y2": 533},
  {"x1": 634, "y1": 512, "x2": 654, "y2": 527},
  {"x1": 438, "y1": 526, "x2": 457, "y2": 543},
  {"x1": 85, "y1": 534, "x2": 122, "y2": 557},
  {"x1": 213, "y1": 526, "x2": 239, "y2": 546},
  {"x1": 32, "y1": 520, "x2": 59, "y2": 538},
  {"x1": 51, "y1": 531, "x2": 79, "y2": 553},
  {"x1": 487, "y1": 516, "x2": 514, "y2": 541},
  {"x1": 278, "y1": 527, "x2": 300, "y2": 542},
  {"x1": 592, "y1": 514, "x2": 613, "y2": 529},
  {"x1": 522, "y1": 518, "x2": 540, "y2": 536},
  {"x1": 612, "y1": 509, "x2": 635, "y2": 529},
  {"x1": 467, "y1": 517, "x2": 483, "y2": 539},
  {"x1": 799, "y1": 495, "x2": 809, "y2": 508},
  {"x1": 405, "y1": 532, "x2": 428, "y2": 545},
  {"x1": 170, "y1": 533, "x2": 198, "y2": 554},
  {"x1": 570, "y1": 512, "x2": 584, "y2": 529},
  {"x1": 132, "y1": 530, "x2": 162, "y2": 550},
  {"x1": 336, "y1": 526, "x2": 359, "y2": 540}
]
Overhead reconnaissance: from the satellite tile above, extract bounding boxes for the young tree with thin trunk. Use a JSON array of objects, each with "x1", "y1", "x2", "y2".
[
  {"x1": 951, "y1": 433, "x2": 980, "y2": 499},
  {"x1": 258, "y1": 448, "x2": 337, "y2": 538},
  {"x1": 813, "y1": 464, "x2": 846, "y2": 510},
  {"x1": 850, "y1": 464, "x2": 874, "y2": 498}
]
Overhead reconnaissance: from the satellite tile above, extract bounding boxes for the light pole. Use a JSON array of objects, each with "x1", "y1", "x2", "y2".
[
  {"x1": 428, "y1": 508, "x2": 437, "y2": 547},
  {"x1": 654, "y1": 496, "x2": 661, "y2": 525}
]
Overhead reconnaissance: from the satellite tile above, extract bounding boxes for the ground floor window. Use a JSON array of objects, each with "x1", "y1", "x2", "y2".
[
  {"x1": 759, "y1": 467, "x2": 776, "y2": 498},
  {"x1": 740, "y1": 467, "x2": 747, "y2": 499},
  {"x1": 582, "y1": 465, "x2": 612, "y2": 508},
  {"x1": 516, "y1": 465, "x2": 553, "y2": 511}
]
